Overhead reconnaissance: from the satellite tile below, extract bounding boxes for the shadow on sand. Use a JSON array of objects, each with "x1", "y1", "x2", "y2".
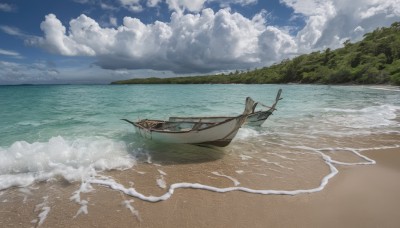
[{"x1": 121, "y1": 133, "x2": 226, "y2": 165}]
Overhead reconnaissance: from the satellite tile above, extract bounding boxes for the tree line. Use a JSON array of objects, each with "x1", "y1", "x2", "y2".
[{"x1": 112, "y1": 22, "x2": 400, "y2": 85}]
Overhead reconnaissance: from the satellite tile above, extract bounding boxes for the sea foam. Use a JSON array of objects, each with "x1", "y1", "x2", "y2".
[
  {"x1": 88, "y1": 144, "x2": 392, "y2": 203},
  {"x1": 0, "y1": 136, "x2": 135, "y2": 190},
  {"x1": 323, "y1": 104, "x2": 400, "y2": 129}
]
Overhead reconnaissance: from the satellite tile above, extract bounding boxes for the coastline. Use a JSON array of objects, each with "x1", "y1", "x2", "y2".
[{"x1": 1, "y1": 146, "x2": 399, "y2": 228}]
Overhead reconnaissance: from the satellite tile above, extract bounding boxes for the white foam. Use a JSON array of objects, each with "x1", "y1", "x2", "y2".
[
  {"x1": 146, "y1": 153, "x2": 152, "y2": 164},
  {"x1": 211, "y1": 172, "x2": 240, "y2": 186},
  {"x1": 235, "y1": 128, "x2": 261, "y2": 140},
  {"x1": 19, "y1": 188, "x2": 32, "y2": 203},
  {"x1": 0, "y1": 136, "x2": 135, "y2": 190},
  {"x1": 70, "y1": 177, "x2": 98, "y2": 218},
  {"x1": 0, "y1": 174, "x2": 35, "y2": 190},
  {"x1": 1, "y1": 133, "x2": 392, "y2": 214},
  {"x1": 366, "y1": 86, "x2": 400, "y2": 92},
  {"x1": 239, "y1": 154, "x2": 252, "y2": 160},
  {"x1": 358, "y1": 144, "x2": 400, "y2": 152},
  {"x1": 260, "y1": 158, "x2": 293, "y2": 170},
  {"x1": 17, "y1": 121, "x2": 42, "y2": 127},
  {"x1": 323, "y1": 105, "x2": 400, "y2": 129},
  {"x1": 38, "y1": 206, "x2": 51, "y2": 226},
  {"x1": 123, "y1": 199, "x2": 141, "y2": 221},
  {"x1": 70, "y1": 181, "x2": 94, "y2": 203},
  {"x1": 288, "y1": 145, "x2": 378, "y2": 166},
  {"x1": 319, "y1": 147, "x2": 376, "y2": 166},
  {"x1": 34, "y1": 196, "x2": 50, "y2": 227},
  {"x1": 156, "y1": 169, "x2": 167, "y2": 189},
  {"x1": 157, "y1": 169, "x2": 167, "y2": 176},
  {"x1": 90, "y1": 163, "x2": 336, "y2": 202},
  {"x1": 73, "y1": 200, "x2": 88, "y2": 218},
  {"x1": 156, "y1": 176, "x2": 167, "y2": 189},
  {"x1": 85, "y1": 144, "x2": 394, "y2": 203}
]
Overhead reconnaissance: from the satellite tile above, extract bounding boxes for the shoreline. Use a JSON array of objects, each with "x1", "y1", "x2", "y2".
[{"x1": 1, "y1": 147, "x2": 399, "y2": 227}]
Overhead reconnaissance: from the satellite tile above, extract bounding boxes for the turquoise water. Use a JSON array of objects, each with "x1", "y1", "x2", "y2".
[
  {"x1": 0, "y1": 84, "x2": 399, "y2": 194},
  {"x1": 0, "y1": 84, "x2": 281, "y2": 145},
  {"x1": 1, "y1": 84, "x2": 399, "y2": 145}
]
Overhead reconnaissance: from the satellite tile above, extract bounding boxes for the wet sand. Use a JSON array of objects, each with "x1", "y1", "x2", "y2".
[{"x1": 1, "y1": 146, "x2": 400, "y2": 228}]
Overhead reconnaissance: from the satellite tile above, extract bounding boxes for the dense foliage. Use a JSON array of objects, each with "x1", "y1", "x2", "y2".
[{"x1": 112, "y1": 22, "x2": 400, "y2": 85}]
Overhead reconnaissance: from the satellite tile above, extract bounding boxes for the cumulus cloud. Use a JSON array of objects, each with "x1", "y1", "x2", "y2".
[
  {"x1": 74, "y1": 0, "x2": 259, "y2": 13},
  {"x1": 0, "y1": 61, "x2": 59, "y2": 84},
  {"x1": 31, "y1": 14, "x2": 96, "y2": 56},
  {"x1": 165, "y1": 0, "x2": 257, "y2": 14},
  {"x1": 31, "y1": 9, "x2": 295, "y2": 73},
  {"x1": 28, "y1": 0, "x2": 400, "y2": 75},
  {"x1": 166, "y1": 0, "x2": 207, "y2": 15},
  {"x1": 281, "y1": 0, "x2": 400, "y2": 51},
  {"x1": 259, "y1": 26, "x2": 297, "y2": 62}
]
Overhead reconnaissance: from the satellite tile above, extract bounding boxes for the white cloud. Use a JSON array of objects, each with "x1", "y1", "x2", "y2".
[
  {"x1": 0, "y1": 61, "x2": 59, "y2": 84},
  {"x1": 354, "y1": 26, "x2": 364, "y2": 33},
  {"x1": 165, "y1": 0, "x2": 257, "y2": 14},
  {"x1": 166, "y1": 0, "x2": 207, "y2": 15},
  {"x1": 0, "y1": 25, "x2": 26, "y2": 37},
  {"x1": 358, "y1": 0, "x2": 400, "y2": 19},
  {"x1": 0, "y1": 49, "x2": 22, "y2": 59},
  {"x1": 0, "y1": 3, "x2": 15, "y2": 12},
  {"x1": 74, "y1": 0, "x2": 258, "y2": 13},
  {"x1": 31, "y1": 9, "x2": 295, "y2": 73},
  {"x1": 147, "y1": 0, "x2": 162, "y2": 7},
  {"x1": 281, "y1": 0, "x2": 400, "y2": 51},
  {"x1": 32, "y1": 14, "x2": 96, "y2": 56},
  {"x1": 0, "y1": 60, "x2": 174, "y2": 84},
  {"x1": 119, "y1": 0, "x2": 143, "y2": 12},
  {"x1": 0, "y1": 25, "x2": 39, "y2": 44},
  {"x1": 100, "y1": 2, "x2": 118, "y2": 10},
  {"x1": 109, "y1": 16, "x2": 118, "y2": 27},
  {"x1": 73, "y1": 0, "x2": 92, "y2": 3},
  {"x1": 28, "y1": 0, "x2": 400, "y2": 76},
  {"x1": 259, "y1": 26, "x2": 297, "y2": 62},
  {"x1": 209, "y1": 0, "x2": 257, "y2": 8}
]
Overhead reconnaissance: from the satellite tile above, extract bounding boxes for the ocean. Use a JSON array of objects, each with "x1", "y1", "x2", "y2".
[{"x1": 0, "y1": 84, "x2": 399, "y2": 225}]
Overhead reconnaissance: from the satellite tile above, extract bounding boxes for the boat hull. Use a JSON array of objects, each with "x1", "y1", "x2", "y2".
[
  {"x1": 246, "y1": 110, "x2": 273, "y2": 126},
  {"x1": 132, "y1": 116, "x2": 245, "y2": 147},
  {"x1": 170, "y1": 111, "x2": 273, "y2": 127}
]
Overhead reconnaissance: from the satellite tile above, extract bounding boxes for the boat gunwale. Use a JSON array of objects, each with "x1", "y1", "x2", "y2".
[
  {"x1": 169, "y1": 116, "x2": 236, "y2": 120},
  {"x1": 131, "y1": 114, "x2": 245, "y2": 134}
]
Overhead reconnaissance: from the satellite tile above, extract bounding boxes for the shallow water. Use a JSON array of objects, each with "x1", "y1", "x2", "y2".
[{"x1": 0, "y1": 84, "x2": 399, "y2": 224}]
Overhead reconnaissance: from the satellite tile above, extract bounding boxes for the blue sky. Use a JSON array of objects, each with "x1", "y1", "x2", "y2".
[{"x1": 0, "y1": 0, "x2": 399, "y2": 84}]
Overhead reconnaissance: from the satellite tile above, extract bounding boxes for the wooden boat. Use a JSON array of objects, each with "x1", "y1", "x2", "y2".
[
  {"x1": 122, "y1": 97, "x2": 255, "y2": 147},
  {"x1": 246, "y1": 89, "x2": 282, "y2": 126},
  {"x1": 169, "y1": 89, "x2": 282, "y2": 127}
]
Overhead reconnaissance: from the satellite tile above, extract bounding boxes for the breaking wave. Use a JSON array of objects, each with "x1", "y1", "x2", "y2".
[{"x1": 0, "y1": 136, "x2": 135, "y2": 190}]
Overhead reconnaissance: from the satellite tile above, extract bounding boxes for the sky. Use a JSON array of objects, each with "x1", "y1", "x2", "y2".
[{"x1": 0, "y1": 0, "x2": 400, "y2": 84}]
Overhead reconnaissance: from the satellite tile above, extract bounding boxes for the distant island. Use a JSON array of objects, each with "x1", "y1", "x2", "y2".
[{"x1": 111, "y1": 22, "x2": 400, "y2": 86}]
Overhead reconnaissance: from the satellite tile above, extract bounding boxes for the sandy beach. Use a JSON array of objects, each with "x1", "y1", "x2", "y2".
[
  {"x1": 1, "y1": 83, "x2": 399, "y2": 228},
  {"x1": 1, "y1": 144, "x2": 399, "y2": 228}
]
